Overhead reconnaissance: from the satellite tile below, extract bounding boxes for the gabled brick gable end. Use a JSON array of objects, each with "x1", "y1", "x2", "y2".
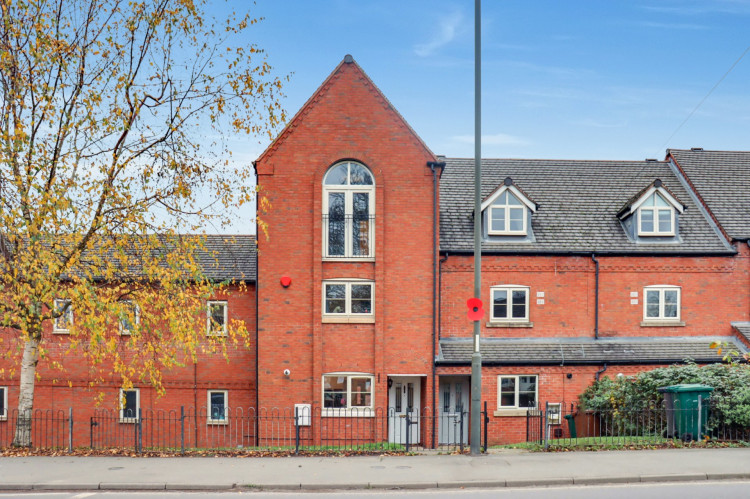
[
  {"x1": 255, "y1": 54, "x2": 436, "y2": 172},
  {"x1": 254, "y1": 55, "x2": 439, "y2": 427}
]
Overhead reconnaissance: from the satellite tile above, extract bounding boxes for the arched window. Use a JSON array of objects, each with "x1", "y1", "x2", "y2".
[{"x1": 323, "y1": 161, "x2": 375, "y2": 258}]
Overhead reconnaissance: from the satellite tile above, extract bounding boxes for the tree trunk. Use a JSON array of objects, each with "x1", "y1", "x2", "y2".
[{"x1": 13, "y1": 335, "x2": 40, "y2": 447}]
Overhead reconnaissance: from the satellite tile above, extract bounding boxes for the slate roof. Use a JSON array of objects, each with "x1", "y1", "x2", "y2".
[
  {"x1": 438, "y1": 337, "x2": 743, "y2": 365},
  {"x1": 731, "y1": 322, "x2": 750, "y2": 344},
  {"x1": 440, "y1": 158, "x2": 732, "y2": 254},
  {"x1": 669, "y1": 149, "x2": 750, "y2": 241},
  {"x1": 197, "y1": 234, "x2": 256, "y2": 282}
]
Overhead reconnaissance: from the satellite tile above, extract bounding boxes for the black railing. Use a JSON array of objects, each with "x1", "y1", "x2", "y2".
[
  {"x1": 0, "y1": 404, "x2": 490, "y2": 454},
  {"x1": 322, "y1": 214, "x2": 375, "y2": 258},
  {"x1": 526, "y1": 398, "x2": 750, "y2": 449}
]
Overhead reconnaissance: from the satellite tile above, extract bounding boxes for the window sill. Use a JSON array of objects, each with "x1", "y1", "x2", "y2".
[
  {"x1": 322, "y1": 408, "x2": 375, "y2": 417},
  {"x1": 486, "y1": 321, "x2": 533, "y2": 328},
  {"x1": 119, "y1": 419, "x2": 139, "y2": 424},
  {"x1": 52, "y1": 330, "x2": 70, "y2": 335},
  {"x1": 322, "y1": 316, "x2": 375, "y2": 324},
  {"x1": 493, "y1": 409, "x2": 529, "y2": 417},
  {"x1": 640, "y1": 321, "x2": 685, "y2": 327},
  {"x1": 322, "y1": 257, "x2": 375, "y2": 263},
  {"x1": 207, "y1": 419, "x2": 229, "y2": 425}
]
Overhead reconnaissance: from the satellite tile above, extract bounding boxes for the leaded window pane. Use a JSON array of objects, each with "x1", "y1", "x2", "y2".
[
  {"x1": 352, "y1": 193, "x2": 370, "y2": 256},
  {"x1": 493, "y1": 290, "x2": 508, "y2": 319},
  {"x1": 327, "y1": 193, "x2": 346, "y2": 256}
]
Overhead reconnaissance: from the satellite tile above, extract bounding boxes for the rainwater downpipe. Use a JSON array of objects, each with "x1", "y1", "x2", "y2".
[
  {"x1": 595, "y1": 363, "x2": 608, "y2": 382},
  {"x1": 591, "y1": 253, "x2": 599, "y2": 340},
  {"x1": 427, "y1": 160, "x2": 445, "y2": 449}
]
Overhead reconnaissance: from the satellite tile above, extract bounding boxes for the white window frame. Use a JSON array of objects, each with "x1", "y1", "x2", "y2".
[
  {"x1": 322, "y1": 373, "x2": 375, "y2": 416},
  {"x1": 643, "y1": 285, "x2": 681, "y2": 322},
  {"x1": 322, "y1": 280, "x2": 374, "y2": 323},
  {"x1": 207, "y1": 390, "x2": 228, "y2": 425},
  {"x1": 490, "y1": 285, "x2": 530, "y2": 322},
  {"x1": 206, "y1": 301, "x2": 228, "y2": 336},
  {"x1": 119, "y1": 388, "x2": 140, "y2": 423},
  {"x1": 118, "y1": 300, "x2": 140, "y2": 336},
  {"x1": 488, "y1": 192, "x2": 528, "y2": 236},
  {"x1": 323, "y1": 161, "x2": 375, "y2": 260},
  {"x1": 0, "y1": 386, "x2": 7, "y2": 421},
  {"x1": 497, "y1": 375, "x2": 538, "y2": 410},
  {"x1": 637, "y1": 192, "x2": 676, "y2": 237},
  {"x1": 53, "y1": 299, "x2": 73, "y2": 334}
]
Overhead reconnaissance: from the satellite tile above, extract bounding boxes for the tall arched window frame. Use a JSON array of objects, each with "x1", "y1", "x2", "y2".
[{"x1": 323, "y1": 161, "x2": 375, "y2": 259}]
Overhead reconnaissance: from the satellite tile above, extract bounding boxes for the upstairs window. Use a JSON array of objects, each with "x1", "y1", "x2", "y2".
[
  {"x1": 53, "y1": 299, "x2": 73, "y2": 334},
  {"x1": 207, "y1": 301, "x2": 228, "y2": 336},
  {"x1": 490, "y1": 285, "x2": 529, "y2": 322},
  {"x1": 119, "y1": 300, "x2": 140, "y2": 335},
  {"x1": 323, "y1": 161, "x2": 375, "y2": 259},
  {"x1": 643, "y1": 285, "x2": 681, "y2": 322},
  {"x1": 489, "y1": 191, "x2": 527, "y2": 235},
  {"x1": 638, "y1": 192, "x2": 675, "y2": 236},
  {"x1": 322, "y1": 280, "x2": 374, "y2": 323}
]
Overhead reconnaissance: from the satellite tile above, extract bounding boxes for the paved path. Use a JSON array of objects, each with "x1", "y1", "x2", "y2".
[{"x1": 1, "y1": 448, "x2": 750, "y2": 491}]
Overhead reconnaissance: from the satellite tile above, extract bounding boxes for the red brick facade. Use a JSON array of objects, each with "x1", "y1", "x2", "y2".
[{"x1": 3, "y1": 57, "x2": 748, "y2": 448}]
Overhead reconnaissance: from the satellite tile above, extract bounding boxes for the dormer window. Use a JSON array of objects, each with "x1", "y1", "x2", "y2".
[
  {"x1": 617, "y1": 180, "x2": 685, "y2": 241},
  {"x1": 481, "y1": 178, "x2": 537, "y2": 238},
  {"x1": 489, "y1": 191, "x2": 526, "y2": 235},
  {"x1": 323, "y1": 161, "x2": 375, "y2": 259},
  {"x1": 638, "y1": 192, "x2": 674, "y2": 236}
]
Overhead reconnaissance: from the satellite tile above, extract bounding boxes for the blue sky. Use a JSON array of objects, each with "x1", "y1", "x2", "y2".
[
  {"x1": 214, "y1": 0, "x2": 750, "y2": 232},
  {"x1": 236, "y1": 0, "x2": 750, "y2": 164}
]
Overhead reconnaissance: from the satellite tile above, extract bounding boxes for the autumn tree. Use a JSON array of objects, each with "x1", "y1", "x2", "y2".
[{"x1": 0, "y1": 0, "x2": 285, "y2": 446}]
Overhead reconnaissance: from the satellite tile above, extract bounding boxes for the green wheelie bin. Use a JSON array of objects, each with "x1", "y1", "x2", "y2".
[{"x1": 658, "y1": 384, "x2": 714, "y2": 442}]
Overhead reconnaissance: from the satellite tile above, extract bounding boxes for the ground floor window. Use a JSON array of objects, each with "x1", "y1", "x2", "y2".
[
  {"x1": 323, "y1": 373, "x2": 374, "y2": 413},
  {"x1": 207, "y1": 390, "x2": 228, "y2": 424},
  {"x1": 497, "y1": 375, "x2": 537, "y2": 409},
  {"x1": 0, "y1": 387, "x2": 6, "y2": 421},
  {"x1": 119, "y1": 388, "x2": 140, "y2": 423}
]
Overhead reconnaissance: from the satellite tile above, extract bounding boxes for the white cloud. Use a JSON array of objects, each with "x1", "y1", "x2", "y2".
[
  {"x1": 452, "y1": 133, "x2": 530, "y2": 146},
  {"x1": 414, "y1": 10, "x2": 464, "y2": 57}
]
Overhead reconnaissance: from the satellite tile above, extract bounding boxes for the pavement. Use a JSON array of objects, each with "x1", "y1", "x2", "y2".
[{"x1": 1, "y1": 447, "x2": 750, "y2": 492}]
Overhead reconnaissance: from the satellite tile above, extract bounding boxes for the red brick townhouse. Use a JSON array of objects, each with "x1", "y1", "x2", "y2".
[
  {"x1": 254, "y1": 55, "x2": 438, "y2": 446},
  {"x1": 254, "y1": 55, "x2": 750, "y2": 447},
  {"x1": 0, "y1": 235, "x2": 257, "y2": 447},
  {"x1": 669, "y1": 148, "x2": 750, "y2": 350},
  {"x1": 436, "y1": 159, "x2": 749, "y2": 444}
]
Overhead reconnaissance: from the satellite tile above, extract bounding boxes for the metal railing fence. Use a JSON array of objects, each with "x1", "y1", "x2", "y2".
[{"x1": 0, "y1": 404, "x2": 489, "y2": 454}]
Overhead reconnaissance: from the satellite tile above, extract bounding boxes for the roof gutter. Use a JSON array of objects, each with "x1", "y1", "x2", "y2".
[
  {"x1": 435, "y1": 358, "x2": 728, "y2": 367},
  {"x1": 443, "y1": 249, "x2": 736, "y2": 257}
]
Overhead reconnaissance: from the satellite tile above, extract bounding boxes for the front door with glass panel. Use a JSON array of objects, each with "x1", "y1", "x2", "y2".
[
  {"x1": 388, "y1": 377, "x2": 420, "y2": 444},
  {"x1": 438, "y1": 377, "x2": 469, "y2": 445}
]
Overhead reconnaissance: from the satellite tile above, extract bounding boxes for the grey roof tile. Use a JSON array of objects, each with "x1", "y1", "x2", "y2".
[
  {"x1": 669, "y1": 149, "x2": 750, "y2": 241},
  {"x1": 440, "y1": 158, "x2": 730, "y2": 254},
  {"x1": 438, "y1": 337, "x2": 742, "y2": 364}
]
